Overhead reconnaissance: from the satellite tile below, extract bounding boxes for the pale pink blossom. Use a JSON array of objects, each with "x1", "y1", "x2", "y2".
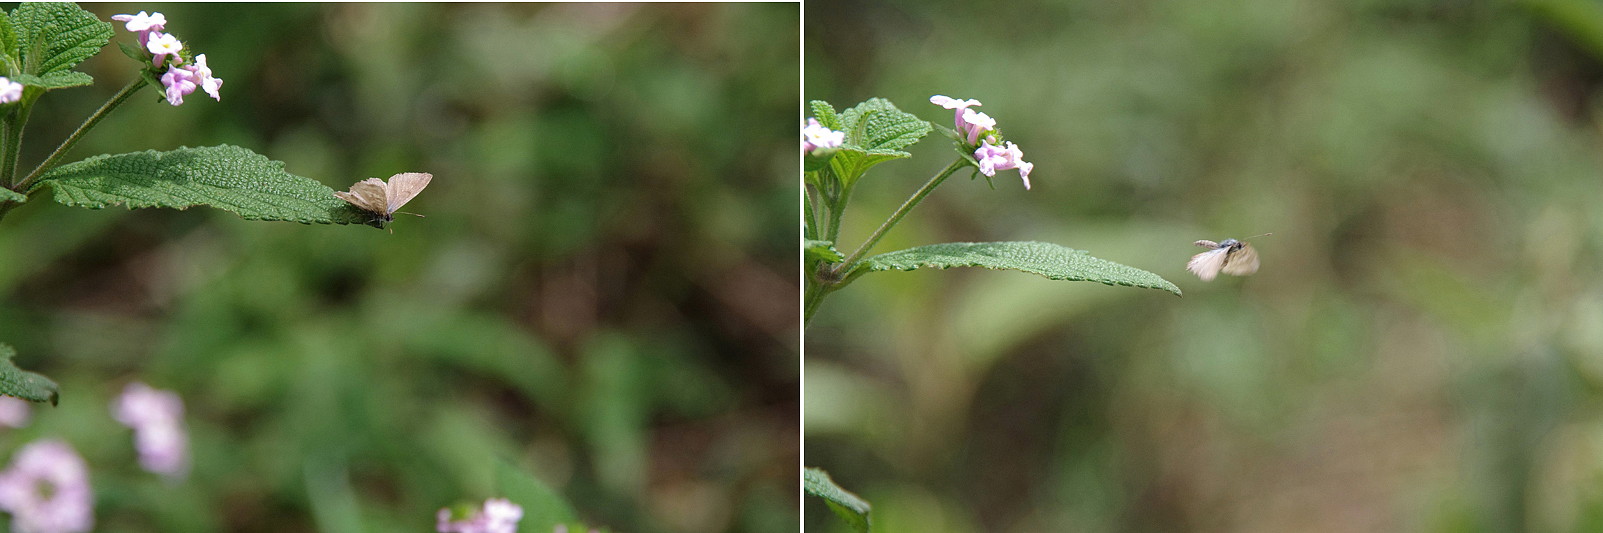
[
  {"x1": 190, "y1": 54, "x2": 222, "y2": 101},
  {"x1": 0, "y1": 440, "x2": 92, "y2": 533},
  {"x1": 0, "y1": 397, "x2": 29, "y2": 428},
  {"x1": 111, "y1": 383, "x2": 189, "y2": 479},
  {"x1": 959, "y1": 108, "x2": 996, "y2": 145},
  {"x1": 111, "y1": 11, "x2": 165, "y2": 33},
  {"x1": 0, "y1": 78, "x2": 20, "y2": 105},
  {"x1": 159, "y1": 67, "x2": 196, "y2": 106},
  {"x1": 975, "y1": 141, "x2": 1034, "y2": 190},
  {"x1": 801, "y1": 118, "x2": 843, "y2": 153},
  {"x1": 145, "y1": 32, "x2": 182, "y2": 67},
  {"x1": 438, "y1": 498, "x2": 524, "y2": 533},
  {"x1": 930, "y1": 94, "x2": 982, "y2": 134}
]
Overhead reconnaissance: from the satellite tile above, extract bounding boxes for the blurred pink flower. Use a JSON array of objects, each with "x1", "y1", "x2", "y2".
[
  {"x1": 0, "y1": 78, "x2": 21, "y2": 106},
  {"x1": 0, "y1": 397, "x2": 29, "y2": 428},
  {"x1": 111, "y1": 383, "x2": 189, "y2": 479},
  {"x1": 437, "y1": 498, "x2": 524, "y2": 533},
  {"x1": 0, "y1": 440, "x2": 92, "y2": 533}
]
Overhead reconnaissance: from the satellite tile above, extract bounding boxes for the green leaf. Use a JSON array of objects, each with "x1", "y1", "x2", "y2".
[
  {"x1": 806, "y1": 239, "x2": 843, "y2": 263},
  {"x1": 30, "y1": 145, "x2": 377, "y2": 226},
  {"x1": 829, "y1": 98, "x2": 932, "y2": 188},
  {"x1": 11, "y1": 2, "x2": 111, "y2": 78},
  {"x1": 804, "y1": 467, "x2": 871, "y2": 533},
  {"x1": 11, "y1": 71, "x2": 91, "y2": 90},
  {"x1": 0, "y1": 187, "x2": 22, "y2": 203},
  {"x1": 0, "y1": 10, "x2": 17, "y2": 63},
  {"x1": 495, "y1": 459, "x2": 579, "y2": 527},
  {"x1": 809, "y1": 100, "x2": 842, "y2": 131},
  {"x1": 860, "y1": 241, "x2": 1183, "y2": 296},
  {"x1": 0, "y1": 343, "x2": 59, "y2": 405}
]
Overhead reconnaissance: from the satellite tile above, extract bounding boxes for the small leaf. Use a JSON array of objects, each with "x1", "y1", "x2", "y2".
[
  {"x1": 860, "y1": 241, "x2": 1183, "y2": 295},
  {"x1": 0, "y1": 187, "x2": 22, "y2": 203},
  {"x1": 804, "y1": 467, "x2": 871, "y2": 533},
  {"x1": 11, "y1": 2, "x2": 111, "y2": 78},
  {"x1": 829, "y1": 98, "x2": 932, "y2": 188},
  {"x1": 11, "y1": 71, "x2": 91, "y2": 90},
  {"x1": 0, "y1": 10, "x2": 16, "y2": 62},
  {"x1": 495, "y1": 459, "x2": 579, "y2": 528},
  {"x1": 806, "y1": 239, "x2": 843, "y2": 263},
  {"x1": 809, "y1": 100, "x2": 842, "y2": 131},
  {"x1": 0, "y1": 344, "x2": 59, "y2": 405},
  {"x1": 30, "y1": 145, "x2": 377, "y2": 226}
]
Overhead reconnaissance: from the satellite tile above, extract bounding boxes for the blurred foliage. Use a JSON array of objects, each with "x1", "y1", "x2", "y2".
[
  {"x1": 806, "y1": 0, "x2": 1603, "y2": 531},
  {"x1": 0, "y1": 3, "x2": 797, "y2": 533}
]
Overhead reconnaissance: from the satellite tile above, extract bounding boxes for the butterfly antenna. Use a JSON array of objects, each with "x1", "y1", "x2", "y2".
[
  {"x1": 1245, "y1": 232, "x2": 1274, "y2": 240},
  {"x1": 396, "y1": 211, "x2": 426, "y2": 218}
]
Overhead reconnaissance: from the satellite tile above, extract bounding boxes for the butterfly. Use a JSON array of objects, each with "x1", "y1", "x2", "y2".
[
  {"x1": 335, "y1": 172, "x2": 431, "y2": 231},
  {"x1": 1186, "y1": 233, "x2": 1271, "y2": 281}
]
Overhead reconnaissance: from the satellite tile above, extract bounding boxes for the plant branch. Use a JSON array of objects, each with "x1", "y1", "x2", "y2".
[
  {"x1": 17, "y1": 76, "x2": 146, "y2": 191},
  {"x1": 828, "y1": 157, "x2": 967, "y2": 278}
]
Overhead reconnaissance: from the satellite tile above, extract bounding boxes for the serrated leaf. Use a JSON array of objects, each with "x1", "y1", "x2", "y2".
[
  {"x1": 495, "y1": 459, "x2": 579, "y2": 527},
  {"x1": 12, "y1": 3, "x2": 110, "y2": 82},
  {"x1": 806, "y1": 239, "x2": 843, "y2": 263},
  {"x1": 809, "y1": 100, "x2": 842, "y2": 131},
  {"x1": 11, "y1": 71, "x2": 91, "y2": 90},
  {"x1": 804, "y1": 467, "x2": 871, "y2": 533},
  {"x1": 0, "y1": 11, "x2": 16, "y2": 63},
  {"x1": 0, "y1": 187, "x2": 22, "y2": 203},
  {"x1": 0, "y1": 344, "x2": 59, "y2": 405},
  {"x1": 828, "y1": 98, "x2": 932, "y2": 188},
  {"x1": 860, "y1": 241, "x2": 1183, "y2": 295},
  {"x1": 30, "y1": 145, "x2": 377, "y2": 226}
]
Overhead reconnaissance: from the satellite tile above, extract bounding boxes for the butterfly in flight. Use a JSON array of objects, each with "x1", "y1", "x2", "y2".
[
  {"x1": 1186, "y1": 233, "x2": 1271, "y2": 281},
  {"x1": 335, "y1": 172, "x2": 432, "y2": 232}
]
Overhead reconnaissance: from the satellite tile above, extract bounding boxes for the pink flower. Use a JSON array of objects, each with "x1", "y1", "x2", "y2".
[
  {"x1": 0, "y1": 78, "x2": 21, "y2": 106},
  {"x1": 145, "y1": 32, "x2": 182, "y2": 67},
  {"x1": 190, "y1": 54, "x2": 222, "y2": 101},
  {"x1": 959, "y1": 108, "x2": 996, "y2": 145},
  {"x1": 974, "y1": 141, "x2": 1034, "y2": 190},
  {"x1": 111, "y1": 11, "x2": 166, "y2": 48},
  {"x1": 111, "y1": 11, "x2": 165, "y2": 33},
  {"x1": 0, "y1": 397, "x2": 30, "y2": 428},
  {"x1": 111, "y1": 383, "x2": 189, "y2": 479},
  {"x1": 437, "y1": 498, "x2": 524, "y2": 533},
  {"x1": 159, "y1": 67, "x2": 197, "y2": 106},
  {"x1": 801, "y1": 118, "x2": 843, "y2": 153},
  {"x1": 0, "y1": 440, "x2": 93, "y2": 533},
  {"x1": 930, "y1": 95, "x2": 982, "y2": 135}
]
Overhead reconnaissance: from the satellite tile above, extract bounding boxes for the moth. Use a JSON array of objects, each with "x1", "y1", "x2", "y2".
[
  {"x1": 1186, "y1": 233, "x2": 1271, "y2": 281},
  {"x1": 335, "y1": 172, "x2": 431, "y2": 231}
]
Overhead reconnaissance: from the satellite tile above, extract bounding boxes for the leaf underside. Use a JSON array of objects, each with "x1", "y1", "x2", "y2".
[
  {"x1": 804, "y1": 467, "x2": 871, "y2": 533},
  {"x1": 31, "y1": 145, "x2": 377, "y2": 226},
  {"x1": 861, "y1": 241, "x2": 1183, "y2": 295},
  {"x1": 0, "y1": 344, "x2": 59, "y2": 405}
]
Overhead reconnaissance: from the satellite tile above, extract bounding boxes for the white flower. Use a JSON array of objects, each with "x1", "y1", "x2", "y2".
[
  {"x1": 111, "y1": 11, "x2": 166, "y2": 33},
  {"x1": 0, "y1": 78, "x2": 22, "y2": 105}
]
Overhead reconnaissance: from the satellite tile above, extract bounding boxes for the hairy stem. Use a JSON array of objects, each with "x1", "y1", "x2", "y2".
[
  {"x1": 17, "y1": 77, "x2": 147, "y2": 191},
  {"x1": 828, "y1": 157, "x2": 966, "y2": 278}
]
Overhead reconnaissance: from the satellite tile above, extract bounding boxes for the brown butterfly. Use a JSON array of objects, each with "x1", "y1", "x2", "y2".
[
  {"x1": 335, "y1": 172, "x2": 431, "y2": 231},
  {"x1": 1186, "y1": 233, "x2": 1271, "y2": 281}
]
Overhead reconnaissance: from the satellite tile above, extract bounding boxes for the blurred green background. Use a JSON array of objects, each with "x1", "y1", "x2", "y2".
[
  {"x1": 805, "y1": 0, "x2": 1603, "y2": 531},
  {"x1": 0, "y1": 3, "x2": 797, "y2": 532}
]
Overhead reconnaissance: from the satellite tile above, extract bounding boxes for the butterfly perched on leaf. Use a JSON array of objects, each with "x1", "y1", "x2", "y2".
[
  {"x1": 335, "y1": 172, "x2": 431, "y2": 231},
  {"x1": 1186, "y1": 233, "x2": 1270, "y2": 281}
]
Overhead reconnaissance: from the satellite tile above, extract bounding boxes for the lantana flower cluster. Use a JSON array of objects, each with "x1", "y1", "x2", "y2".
[
  {"x1": 802, "y1": 118, "x2": 845, "y2": 154},
  {"x1": 111, "y1": 383, "x2": 190, "y2": 480},
  {"x1": 112, "y1": 11, "x2": 223, "y2": 106},
  {"x1": 0, "y1": 440, "x2": 93, "y2": 533},
  {"x1": 930, "y1": 95, "x2": 1034, "y2": 190},
  {"x1": 437, "y1": 498, "x2": 525, "y2": 533}
]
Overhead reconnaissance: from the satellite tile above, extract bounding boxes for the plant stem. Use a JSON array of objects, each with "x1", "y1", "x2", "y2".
[
  {"x1": 1, "y1": 97, "x2": 34, "y2": 189},
  {"x1": 828, "y1": 157, "x2": 966, "y2": 278},
  {"x1": 16, "y1": 77, "x2": 146, "y2": 191}
]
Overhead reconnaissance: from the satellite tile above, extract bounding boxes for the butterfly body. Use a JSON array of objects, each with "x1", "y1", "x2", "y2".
[
  {"x1": 1186, "y1": 235, "x2": 1266, "y2": 281},
  {"x1": 334, "y1": 172, "x2": 431, "y2": 230}
]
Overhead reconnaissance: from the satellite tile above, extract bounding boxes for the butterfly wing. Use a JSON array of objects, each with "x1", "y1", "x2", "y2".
[
  {"x1": 334, "y1": 178, "x2": 390, "y2": 214},
  {"x1": 1187, "y1": 248, "x2": 1230, "y2": 281},
  {"x1": 383, "y1": 172, "x2": 432, "y2": 214},
  {"x1": 1220, "y1": 243, "x2": 1260, "y2": 276}
]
